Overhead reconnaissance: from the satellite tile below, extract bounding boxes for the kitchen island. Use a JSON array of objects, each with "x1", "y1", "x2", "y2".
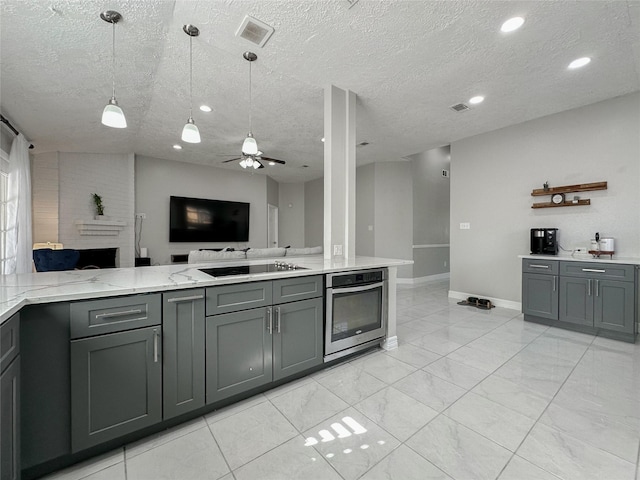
[{"x1": 0, "y1": 255, "x2": 411, "y2": 480}]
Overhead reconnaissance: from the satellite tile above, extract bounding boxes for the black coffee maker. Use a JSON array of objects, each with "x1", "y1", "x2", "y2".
[{"x1": 530, "y1": 228, "x2": 559, "y2": 255}]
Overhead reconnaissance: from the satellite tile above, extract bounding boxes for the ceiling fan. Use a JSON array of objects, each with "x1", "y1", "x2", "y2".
[{"x1": 221, "y1": 152, "x2": 286, "y2": 170}]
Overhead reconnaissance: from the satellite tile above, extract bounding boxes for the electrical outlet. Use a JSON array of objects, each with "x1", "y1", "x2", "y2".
[
  {"x1": 333, "y1": 244, "x2": 343, "y2": 256},
  {"x1": 459, "y1": 222, "x2": 471, "y2": 230}
]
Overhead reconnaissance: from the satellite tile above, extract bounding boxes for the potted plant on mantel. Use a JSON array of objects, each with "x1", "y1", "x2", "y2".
[{"x1": 92, "y1": 193, "x2": 108, "y2": 220}]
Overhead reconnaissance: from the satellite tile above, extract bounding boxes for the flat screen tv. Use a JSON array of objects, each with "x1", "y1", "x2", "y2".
[{"x1": 169, "y1": 196, "x2": 250, "y2": 243}]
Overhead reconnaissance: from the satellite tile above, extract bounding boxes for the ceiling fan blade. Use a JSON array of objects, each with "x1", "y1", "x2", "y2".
[
  {"x1": 221, "y1": 157, "x2": 242, "y2": 163},
  {"x1": 260, "y1": 157, "x2": 286, "y2": 165}
]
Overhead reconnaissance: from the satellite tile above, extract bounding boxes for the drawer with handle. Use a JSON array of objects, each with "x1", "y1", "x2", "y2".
[
  {"x1": 522, "y1": 259, "x2": 559, "y2": 275},
  {"x1": 70, "y1": 294, "x2": 161, "y2": 339},
  {"x1": 559, "y1": 262, "x2": 635, "y2": 281}
]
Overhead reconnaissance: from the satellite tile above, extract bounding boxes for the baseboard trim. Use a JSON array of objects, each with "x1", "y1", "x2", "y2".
[
  {"x1": 448, "y1": 290, "x2": 521, "y2": 311},
  {"x1": 381, "y1": 335, "x2": 398, "y2": 351},
  {"x1": 397, "y1": 272, "x2": 450, "y2": 285}
]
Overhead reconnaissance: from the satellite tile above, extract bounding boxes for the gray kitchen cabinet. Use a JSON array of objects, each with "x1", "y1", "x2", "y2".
[
  {"x1": 162, "y1": 289, "x2": 205, "y2": 420},
  {"x1": 559, "y1": 276, "x2": 592, "y2": 326},
  {"x1": 206, "y1": 307, "x2": 273, "y2": 403},
  {"x1": 522, "y1": 273, "x2": 559, "y2": 321},
  {"x1": 524, "y1": 259, "x2": 638, "y2": 341},
  {"x1": 1, "y1": 313, "x2": 20, "y2": 480},
  {"x1": 593, "y1": 279, "x2": 635, "y2": 333},
  {"x1": 71, "y1": 325, "x2": 162, "y2": 452},
  {"x1": 272, "y1": 297, "x2": 323, "y2": 381},
  {"x1": 205, "y1": 276, "x2": 324, "y2": 403}
]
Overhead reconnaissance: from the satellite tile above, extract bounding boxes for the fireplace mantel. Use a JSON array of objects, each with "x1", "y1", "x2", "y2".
[{"x1": 75, "y1": 219, "x2": 126, "y2": 236}]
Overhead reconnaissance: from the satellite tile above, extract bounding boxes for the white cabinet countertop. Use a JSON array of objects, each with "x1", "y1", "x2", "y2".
[
  {"x1": 0, "y1": 255, "x2": 412, "y2": 324},
  {"x1": 519, "y1": 254, "x2": 640, "y2": 266}
]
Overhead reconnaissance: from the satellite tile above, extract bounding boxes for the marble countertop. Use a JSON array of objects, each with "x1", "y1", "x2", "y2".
[
  {"x1": 519, "y1": 254, "x2": 640, "y2": 266},
  {"x1": 0, "y1": 255, "x2": 412, "y2": 325}
]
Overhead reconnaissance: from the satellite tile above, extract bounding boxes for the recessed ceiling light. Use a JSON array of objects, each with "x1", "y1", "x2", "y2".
[
  {"x1": 173, "y1": 144, "x2": 182, "y2": 150},
  {"x1": 469, "y1": 96, "x2": 485, "y2": 105},
  {"x1": 199, "y1": 105, "x2": 212, "y2": 112},
  {"x1": 568, "y1": 57, "x2": 591, "y2": 69},
  {"x1": 268, "y1": 161, "x2": 276, "y2": 166},
  {"x1": 501, "y1": 17, "x2": 524, "y2": 33},
  {"x1": 321, "y1": 137, "x2": 325, "y2": 142}
]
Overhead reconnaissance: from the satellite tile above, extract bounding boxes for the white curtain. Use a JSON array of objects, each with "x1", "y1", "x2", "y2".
[{"x1": 5, "y1": 133, "x2": 32, "y2": 274}]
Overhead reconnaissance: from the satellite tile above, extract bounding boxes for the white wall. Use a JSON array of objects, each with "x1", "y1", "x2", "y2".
[
  {"x1": 409, "y1": 146, "x2": 451, "y2": 279},
  {"x1": 278, "y1": 183, "x2": 305, "y2": 247},
  {"x1": 135, "y1": 156, "x2": 268, "y2": 265},
  {"x1": 304, "y1": 177, "x2": 324, "y2": 248},
  {"x1": 31, "y1": 151, "x2": 59, "y2": 243},
  {"x1": 356, "y1": 163, "x2": 375, "y2": 257},
  {"x1": 57, "y1": 152, "x2": 135, "y2": 267},
  {"x1": 373, "y1": 162, "x2": 414, "y2": 278},
  {"x1": 450, "y1": 92, "x2": 640, "y2": 304}
]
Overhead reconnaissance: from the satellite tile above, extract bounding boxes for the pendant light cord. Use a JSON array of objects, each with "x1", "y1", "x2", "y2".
[
  {"x1": 111, "y1": 21, "x2": 116, "y2": 99},
  {"x1": 248, "y1": 59, "x2": 252, "y2": 132},
  {"x1": 189, "y1": 34, "x2": 193, "y2": 119}
]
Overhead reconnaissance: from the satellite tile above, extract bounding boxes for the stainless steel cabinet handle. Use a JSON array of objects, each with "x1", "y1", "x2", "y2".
[
  {"x1": 588, "y1": 279, "x2": 592, "y2": 296},
  {"x1": 530, "y1": 264, "x2": 550, "y2": 269},
  {"x1": 553, "y1": 276, "x2": 557, "y2": 292},
  {"x1": 595, "y1": 279, "x2": 600, "y2": 297},
  {"x1": 582, "y1": 268, "x2": 605, "y2": 273},
  {"x1": 266, "y1": 307, "x2": 273, "y2": 334},
  {"x1": 275, "y1": 306, "x2": 281, "y2": 333},
  {"x1": 167, "y1": 294, "x2": 204, "y2": 303},
  {"x1": 153, "y1": 328, "x2": 159, "y2": 363},
  {"x1": 95, "y1": 308, "x2": 142, "y2": 319}
]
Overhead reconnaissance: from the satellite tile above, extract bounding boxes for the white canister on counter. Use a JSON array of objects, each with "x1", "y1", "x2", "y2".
[
  {"x1": 590, "y1": 239, "x2": 599, "y2": 251},
  {"x1": 599, "y1": 238, "x2": 615, "y2": 252}
]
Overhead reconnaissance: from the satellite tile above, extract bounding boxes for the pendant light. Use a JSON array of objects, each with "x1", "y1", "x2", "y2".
[
  {"x1": 100, "y1": 10, "x2": 127, "y2": 128},
  {"x1": 241, "y1": 52, "x2": 258, "y2": 155},
  {"x1": 181, "y1": 25, "x2": 201, "y2": 143}
]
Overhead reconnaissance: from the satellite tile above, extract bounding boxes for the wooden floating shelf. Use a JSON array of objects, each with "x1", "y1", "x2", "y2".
[
  {"x1": 531, "y1": 181, "x2": 607, "y2": 196},
  {"x1": 532, "y1": 199, "x2": 591, "y2": 209}
]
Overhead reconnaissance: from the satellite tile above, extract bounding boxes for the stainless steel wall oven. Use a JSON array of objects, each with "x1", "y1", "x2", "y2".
[{"x1": 325, "y1": 268, "x2": 387, "y2": 362}]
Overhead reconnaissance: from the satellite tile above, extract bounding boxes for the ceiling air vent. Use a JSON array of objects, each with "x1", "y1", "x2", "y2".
[
  {"x1": 450, "y1": 103, "x2": 470, "y2": 112},
  {"x1": 235, "y1": 15, "x2": 275, "y2": 48}
]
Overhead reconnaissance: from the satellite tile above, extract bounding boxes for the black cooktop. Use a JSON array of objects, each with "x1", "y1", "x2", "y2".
[{"x1": 199, "y1": 263, "x2": 307, "y2": 278}]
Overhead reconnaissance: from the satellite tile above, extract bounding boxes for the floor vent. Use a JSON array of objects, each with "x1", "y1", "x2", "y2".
[
  {"x1": 450, "y1": 103, "x2": 470, "y2": 112},
  {"x1": 235, "y1": 15, "x2": 275, "y2": 48}
]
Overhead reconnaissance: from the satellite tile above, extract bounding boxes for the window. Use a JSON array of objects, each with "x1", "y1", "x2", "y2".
[{"x1": 0, "y1": 149, "x2": 9, "y2": 274}]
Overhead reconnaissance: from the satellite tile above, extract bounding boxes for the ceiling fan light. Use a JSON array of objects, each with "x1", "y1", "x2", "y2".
[
  {"x1": 242, "y1": 133, "x2": 258, "y2": 155},
  {"x1": 181, "y1": 118, "x2": 201, "y2": 143},
  {"x1": 239, "y1": 158, "x2": 248, "y2": 168},
  {"x1": 253, "y1": 160, "x2": 262, "y2": 169},
  {"x1": 102, "y1": 97, "x2": 127, "y2": 128}
]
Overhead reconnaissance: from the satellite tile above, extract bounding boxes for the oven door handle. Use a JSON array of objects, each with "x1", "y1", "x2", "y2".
[{"x1": 329, "y1": 281, "x2": 385, "y2": 294}]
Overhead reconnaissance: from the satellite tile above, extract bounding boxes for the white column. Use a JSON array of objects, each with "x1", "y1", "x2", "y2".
[
  {"x1": 324, "y1": 85, "x2": 356, "y2": 260},
  {"x1": 382, "y1": 266, "x2": 398, "y2": 351}
]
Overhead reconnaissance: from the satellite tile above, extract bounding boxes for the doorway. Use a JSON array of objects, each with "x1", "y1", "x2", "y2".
[{"x1": 267, "y1": 204, "x2": 278, "y2": 247}]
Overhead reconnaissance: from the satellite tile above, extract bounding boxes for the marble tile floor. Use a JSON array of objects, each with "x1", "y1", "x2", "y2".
[{"x1": 43, "y1": 280, "x2": 640, "y2": 480}]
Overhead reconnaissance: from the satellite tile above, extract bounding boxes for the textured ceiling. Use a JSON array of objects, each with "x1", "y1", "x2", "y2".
[{"x1": 1, "y1": 0, "x2": 639, "y2": 182}]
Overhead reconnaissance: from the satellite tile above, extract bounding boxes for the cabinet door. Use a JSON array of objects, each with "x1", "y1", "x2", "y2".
[
  {"x1": 273, "y1": 298, "x2": 323, "y2": 382},
  {"x1": 1, "y1": 357, "x2": 20, "y2": 480},
  {"x1": 559, "y1": 277, "x2": 593, "y2": 326},
  {"x1": 522, "y1": 273, "x2": 558, "y2": 320},
  {"x1": 593, "y1": 280, "x2": 635, "y2": 334},
  {"x1": 206, "y1": 308, "x2": 273, "y2": 404},
  {"x1": 163, "y1": 289, "x2": 205, "y2": 420},
  {"x1": 71, "y1": 327, "x2": 162, "y2": 452}
]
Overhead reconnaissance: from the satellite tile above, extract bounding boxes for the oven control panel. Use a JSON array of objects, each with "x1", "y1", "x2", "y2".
[{"x1": 329, "y1": 269, "x2": 385, "y2": 288}]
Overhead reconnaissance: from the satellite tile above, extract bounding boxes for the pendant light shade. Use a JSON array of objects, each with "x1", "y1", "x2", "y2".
[
  {"x1": 182, "y1": 117, "x2": 201, "y2": 143},
  {"x1": 241, "y1": 52, "x2": 258, "y2": 156},
  {"x1": 242, "y1": 132, "x2": 258, "y2": 155},
  {"x1": 182, "y1": 25, "x2": 201, "y2": 143},
  {"x1": 101, "y1": 11, "x2": 126, "y2": 128},
  {"x1": 102, "y1": 97, "x2": 127, "y2": 128}
]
